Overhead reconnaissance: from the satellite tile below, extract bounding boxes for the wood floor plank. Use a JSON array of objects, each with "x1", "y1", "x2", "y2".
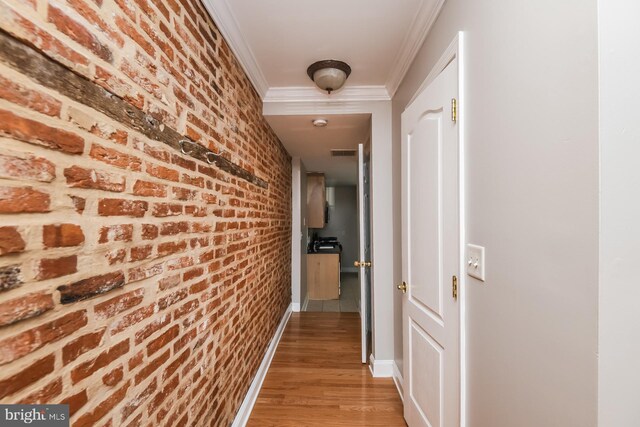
[{"x1": 247, "y1": 312, "x2": 407, "y2": 427}]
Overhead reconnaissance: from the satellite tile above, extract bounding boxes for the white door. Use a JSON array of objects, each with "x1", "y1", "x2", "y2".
[
  {"x1": 357, "y1": 142, "x2": 372, "y2": 364},
  {"x1": 401, "y1": 58, "x2": 460, "y2": 426}
]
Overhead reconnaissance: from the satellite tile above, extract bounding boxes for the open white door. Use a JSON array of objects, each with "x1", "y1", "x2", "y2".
[
  {"x1": 401, "y1": 57, "x2": 460, "y2": 426},
  {"x1": 356, "y1": 142, "x2": 372, "y2": 364}
]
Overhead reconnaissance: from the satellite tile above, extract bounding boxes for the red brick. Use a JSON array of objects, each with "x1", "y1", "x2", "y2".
[
  {"x1": 102, "y1": 365, "x2": 124, "y2": 386},
  {"x1": 65, "y1": 0, "x2": 124, "y2": 47},
  {"x1": 0, "y1": 186, "x2": 50, "y2": 213},
  {"x1": 111, "y1": 304, "x2": 155, "y2": 335},
  {"x1": 158, "y1": 274, "x2": 180, "y2": 291},
  {"x1": 70, "y1": 195, "x2": 86, "y2": 214},
  {"x1": 146, "y1": 324, "x2": 179, "y2": 356},
  {"x1": 146, "y1": 163, "x2": 179, "y2": 182},
  {"x1": 121, "y1": 378, "x2": 157, "y2": 421},
  {"x1": 127, "y1": 262, "x2": 163, "y2": 283},
  {"x1": 0, "y1": 110, "x2": 84, "y2": 154},
  {"x1": 0, "y1": 153, "x2": 56, "y2": 182},
  {"x1": 89, "y1": 144, "x2": 142, "y2": 171},
  {"x1": 60, "y1": 389, "x2": 88, "y2": 416},
  {"x1": 0, "y1": 310, "x2": 87, "y2": 364},
  {"x1": 0, "y1": 226, "x2": 26, "y2": 256},
  {"x1": 64, "y1": 166, "x2": 126, "y2": 192},
  {"x1": 94, "y1": 288, "x2": 145, "y2": 319},
  {"x1": 18, "y1": 377, "x2": 63, "y2": 404},
  {"x1": 152, "y1": 202, "x2": 182, "y2": 217},
  {"x1": 160, "y1": 221, "x2": 188, "y2": 236},
  {"x1": 134, "y1": 313, "x2": 171, "y2": 345},
  {"x1": 141, "y1": 224, "x2": 159, "y2": 240},
  {"x1": 133, "y1": 180, "x2": 167, "y2": 197},
  {"x1": 43, "y1": 223, "x2": 85, "y2": 248},
  {"x1": 0, "y1": 291, "x2": 54, "y2": 327},
  {"x1": 147, "y1": 373, "x2": 178, "y2": 415},
  {"x1": 163, "y1": 348, "x2": 190, "y2": 382},
  {"x1": 62, "y1": 328, "x2": 106, "y2": 364},
  {"x1": 73, "y1": 381, "x2": 130, "y2": 427},
  {"x1": 47, "y1": 5, "x2": 113, "y2": 63},
  {"x1": 134, "y1": 349, "x2": 170, "y2": 385},
  {"x1": 98, "y1": 224, "x2": 133, "y2": 243},
  {"x1": 0, "y1": 354, "x2": 55, "y2": 399},
  {"x1": 0, "y1": 75, "x2": 62, "y2": 117},
  {"x1": 114, "y1": 15, "x2": 155, "y2": 57},
  {"x1": 71, "y1": 339, "x2": 129, "y2": 384},
  {"x1": 36, "y1": 255, "x2": 77, "y2": 280},
  {"x1": 157, "y1": 240, "x2": 187, "y2": 257},
  {"x1": 58, "y1": 271, "x2": 125, "y2": 304},
  {"x1": 130, "y1": 245, "x2": 153, "y2": 261},
  {"x1": 98, "y1": 199, "x2": 148, "y2": 217}
]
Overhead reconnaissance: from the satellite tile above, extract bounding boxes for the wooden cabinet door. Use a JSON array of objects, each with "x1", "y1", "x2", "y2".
[
  {"x1": 307, "y1": 173, "x2": 325, "y2": 228},
  {"x1": 307, "y1": 254, "x2": 339, "y2": 300}
]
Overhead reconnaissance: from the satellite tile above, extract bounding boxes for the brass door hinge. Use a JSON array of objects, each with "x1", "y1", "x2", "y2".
[
  {"x1": 451, "y1": 98, "x2": 457, "y2": 123},
  {"x1": 452, "y1": 275, "x2": 458, "y2": 300}
]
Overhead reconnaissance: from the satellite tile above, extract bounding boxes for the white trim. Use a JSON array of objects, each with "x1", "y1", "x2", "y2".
[
  {"x1": 264, "y1": 86, "x2": 390, "y2": 103},
  {"x1": 291, "y1": 303, "x2": 301, "y2": 312},
  {"x1": 231, "y1": 304, "x2": 292, "y2": 427},
  {"x1": 201, "y1": 0, "x2": 269, "y2": 97},
  {"x1": 392, "y1": 361, "x2": 404, "y2": 402},
  {"x1": 407, "y1": 33, "x2": 461, "y2": 107},
  {"x1": 385, "y1": 0, "x2": 446, "y2": 97},
  {"x1": 302, "y1": 294, "x2": 310, "y2": 312},
  {"x1": 456, "y1": 32, "x2": 467, "y2": 427},
  {"x1": 368, "y1": 354, "x2": 394, "y2": 378}
]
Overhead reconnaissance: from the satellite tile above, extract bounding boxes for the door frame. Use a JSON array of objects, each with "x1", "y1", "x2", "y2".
[{"x1": 401, "y1": 32, "x2": 466, "y2": 427}]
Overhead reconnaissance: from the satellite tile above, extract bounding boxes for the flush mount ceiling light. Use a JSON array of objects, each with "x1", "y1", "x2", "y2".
[
  {"x1": 312, "y1": 118, "x2": 328, "y2": 127},
  {"x1": 307, "y1": 60, "x2": 351, "y2": 94}
]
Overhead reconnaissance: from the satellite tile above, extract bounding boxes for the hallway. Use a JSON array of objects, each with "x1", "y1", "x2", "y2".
[{"x1": 247, "y1": 312, "x2": 406, "y2": 426}]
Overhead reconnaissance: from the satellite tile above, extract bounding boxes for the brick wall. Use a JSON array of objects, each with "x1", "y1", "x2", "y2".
[{"x1": 0, "y1": 0, "x2": 292, "y2": 424}]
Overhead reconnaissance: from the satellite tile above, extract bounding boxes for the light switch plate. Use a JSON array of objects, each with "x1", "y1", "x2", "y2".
[{"x1": 466, "y1": 244, "x2": 485, "y2": 281}]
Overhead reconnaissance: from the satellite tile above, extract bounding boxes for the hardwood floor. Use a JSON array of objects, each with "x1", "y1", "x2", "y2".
[{"x1": 247, "y1": 312, "x2": 407, "y2": 427}]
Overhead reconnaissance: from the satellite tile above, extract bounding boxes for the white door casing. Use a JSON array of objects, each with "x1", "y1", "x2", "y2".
[{"x1": 401, "y1": 56, "x2": 460, "y2": 427}]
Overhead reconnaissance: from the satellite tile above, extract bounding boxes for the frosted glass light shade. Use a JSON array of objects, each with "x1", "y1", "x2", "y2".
[
  {"x1": 307, "y1": 60, "x2": 352, "y2": 94},
  {"x1": 313, "y1": 68, "x2": 347, "y2": 93}
]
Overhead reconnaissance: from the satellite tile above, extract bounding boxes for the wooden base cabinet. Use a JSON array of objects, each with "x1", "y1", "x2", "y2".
[{"x1": 307, "y1": 253, "x2": 340, "y2": 300}]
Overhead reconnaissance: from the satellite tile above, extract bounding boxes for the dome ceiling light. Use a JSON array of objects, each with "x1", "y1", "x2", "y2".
[{"x1": 306, "y1": 60, "x2": 352, "y2": 94}]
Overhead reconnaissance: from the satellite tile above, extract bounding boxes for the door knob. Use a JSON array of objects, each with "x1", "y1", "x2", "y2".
[
  {"x1": 397, "y1": 281, "x2": 407, "y2": 293},
  {"x1": 354, "y1": 261, "x2": 372, "y2": 268}
]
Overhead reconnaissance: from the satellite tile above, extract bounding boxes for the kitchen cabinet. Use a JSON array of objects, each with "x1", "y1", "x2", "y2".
[
  {"x1": 307, "y1": 173, "x2": 325, "y2": 228},
  {"x1": 307, "y1": 253, "x2": 339, "y2": 300}
]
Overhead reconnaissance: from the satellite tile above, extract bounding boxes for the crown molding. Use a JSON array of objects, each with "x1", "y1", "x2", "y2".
[
  {"x1": 385, "y1": 0, "x2": 446, "y2": 97},
  {"x1": 201, "y1": 0, "x2": 269, "y2": 97},
  {"x1": 264, "y1": 86, "x2": 390, "y2": 103}
]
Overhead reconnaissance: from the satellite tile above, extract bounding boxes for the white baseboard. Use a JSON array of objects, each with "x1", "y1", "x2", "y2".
[
  {"x1": 368, "y1": 354, "x2": 394, "y2": 378},
  {"x1": 302, "y1": 294, "x2": 309, "y2": 312},
  {"x1": 232, "y1": 304, "x2": 292, "y2": 427},
  {"x1": 292, "y1": 302, "x2": 301, "y2": 312},
  {"x1": 392, "y1": 361, "x2": 404, "y2": 402},
  {"x1": 341, "y1": 267, "x2": 358, "y2": 273}
]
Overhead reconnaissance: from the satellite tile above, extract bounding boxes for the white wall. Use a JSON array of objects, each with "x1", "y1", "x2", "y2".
[
  {"x1": 321, "y1": 186, "x2": 359, "y2": 271},
  {"x1": 290, "y1": 157, "x2": 308, "y2": 311},
  {"x1": 393, "y1": 0, "x2": 599, "y2": 425},
  {"x1": 598, "y1": 1, "x2": 640, "y2": 424}
]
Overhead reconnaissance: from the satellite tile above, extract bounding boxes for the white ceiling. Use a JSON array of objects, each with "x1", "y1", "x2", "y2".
[
  {"x1": 204, "y1": 0, "x2": 445, "y2": 184},
  {"x1": 205, "y1": 0, "x2": 445, "y2": 98},
  {"x1": 265, "y1": 114, "x2": 371, "y2": 186}
]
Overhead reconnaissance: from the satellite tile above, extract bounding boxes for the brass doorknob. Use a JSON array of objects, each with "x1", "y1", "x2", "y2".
[
  {"x1": 354, "y1": 261, "x2": 372, "y2": 268},
  {"x1": 397, "y1": 281, "x2": 407, "y2": 293}
]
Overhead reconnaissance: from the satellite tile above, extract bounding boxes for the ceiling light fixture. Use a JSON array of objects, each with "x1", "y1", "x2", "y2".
[
  {"x1": 312, "y1": 118, "x2": 328, "y2": 127},
  {"x1": 307, "y1": 60, "x2": 351, "y2": 94}
]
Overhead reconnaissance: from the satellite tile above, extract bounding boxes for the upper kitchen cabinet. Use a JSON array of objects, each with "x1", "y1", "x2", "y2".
[{"x1": 307, "y1": 173, "x2": 325, "y2": 228}]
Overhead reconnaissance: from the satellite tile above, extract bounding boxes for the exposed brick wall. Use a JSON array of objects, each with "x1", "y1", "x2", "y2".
[{"x1": 0, "y1": 0, "x2": 292, "y2": 424}]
